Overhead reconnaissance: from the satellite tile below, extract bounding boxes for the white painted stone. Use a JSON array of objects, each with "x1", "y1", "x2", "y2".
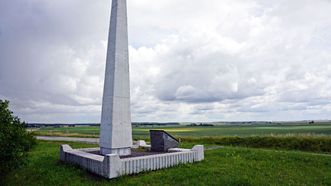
[
  {"x1": 104, "y1": 154, "x2": 122, "y2": 179},
  {"x1": 136, "y1": 140, "x2": 147, "y2": 146},
  {"x1": 60, "y1": 144, "x2": 72, "y2": 161},
  {"x1": 100, "y1": 0, "x2": 132, "y2": 156},
  {"x1": 135, "y1": 140, "x2": 151, "y2": 149},
  {"x1": 192, "y1": 145, "x2": 204, "y2": 161}
]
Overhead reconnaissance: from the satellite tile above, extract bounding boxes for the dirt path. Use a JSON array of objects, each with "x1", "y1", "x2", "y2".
[{"x1": 36, "y1": 136, "x2": 99, "y2": 144}]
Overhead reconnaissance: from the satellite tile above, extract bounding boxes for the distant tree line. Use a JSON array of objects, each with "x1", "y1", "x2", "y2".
[
  {"x1": 133, "y1": 122, "x2": 180, "y2": 127},
  {"x1": 25, "y1": 122, "x2": 180, "y2": 128},
  {"x1": 187, "y1": 123, "x2": 214, "y2": 127}
]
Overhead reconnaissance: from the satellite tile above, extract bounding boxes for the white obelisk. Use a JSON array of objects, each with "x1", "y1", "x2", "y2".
[{"x1": 100, "y1": 0, "x2": 132, "y2": 156}]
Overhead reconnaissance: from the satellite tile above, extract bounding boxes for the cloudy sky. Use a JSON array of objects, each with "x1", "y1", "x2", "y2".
[{"x1": 1, "y1": 0, "x2": 331, "y2": 123}]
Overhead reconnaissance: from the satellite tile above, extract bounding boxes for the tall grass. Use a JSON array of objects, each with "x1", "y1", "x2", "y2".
[{"x1": 182, "y1": 136, "x2": 331, "y2": 153}]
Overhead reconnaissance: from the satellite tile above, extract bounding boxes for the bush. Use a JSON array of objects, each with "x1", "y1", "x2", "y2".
[
  {"x1": 0, "y1": 100, "x2": 36, "y2": 178},
  {"x1": 182, "y1": 136, "x2": 331, "y2": 153}
]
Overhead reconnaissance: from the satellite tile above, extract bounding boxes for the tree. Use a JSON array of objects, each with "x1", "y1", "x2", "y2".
[{"x1": 0, "y1": 100, "x2": 36, "y2": 178}]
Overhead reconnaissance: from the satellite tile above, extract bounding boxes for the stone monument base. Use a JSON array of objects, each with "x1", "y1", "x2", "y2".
[
  {"x1": 60, "y1": 141, "x2": 204, "y2": 179},
  {"x1": 100, "y1": 147, "x2": 131, "y2": 156}
]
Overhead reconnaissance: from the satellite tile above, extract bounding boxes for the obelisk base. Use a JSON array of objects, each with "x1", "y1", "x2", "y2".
[
  {"x1": 60, "y1": 143, "x2": 204, "y2": 179},
  {"x1": 101, "y1": 147, "x2": 131, "y2": 156}
]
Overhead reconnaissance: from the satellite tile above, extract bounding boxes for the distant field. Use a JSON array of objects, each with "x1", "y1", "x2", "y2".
[
  {"x1": 4, "y1": 141, "x2": 331, "y2": 185},
  {"x1": 33, "y1": 124, "x2": 331, "y2": 139}
]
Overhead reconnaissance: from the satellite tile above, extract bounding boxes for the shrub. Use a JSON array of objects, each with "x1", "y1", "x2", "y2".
[
  {"x1": 182, "y1": 136, "x2": 331, "y2": 153},
  {"x1": 0, "y1": 100, "x2": 36, "y2": 178}
]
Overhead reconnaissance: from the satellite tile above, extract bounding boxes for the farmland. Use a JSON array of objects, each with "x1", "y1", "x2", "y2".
[{"x1": 33, "y1": 124, "x2": 331, "y2": 139}]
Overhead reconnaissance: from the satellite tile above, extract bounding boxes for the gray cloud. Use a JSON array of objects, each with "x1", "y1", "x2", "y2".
[{"x1": 1, "y1": 0, "x2": 331, "y2": 122}]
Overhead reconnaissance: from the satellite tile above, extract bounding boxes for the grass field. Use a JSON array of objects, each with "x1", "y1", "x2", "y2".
[
  {"x1": 33, "y1": 124, "x2": 331, "y2": 139},
  {"x1": 7, "y1": 124, "x2": 331, "y2": 185},
  {"x1": 4, "y1": 141, "x2": 331, "y2": 186}
]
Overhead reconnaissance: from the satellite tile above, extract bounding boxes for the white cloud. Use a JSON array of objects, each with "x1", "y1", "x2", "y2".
[{"x1": 1, "y1": 0, "x2": 331, "y2": 122}]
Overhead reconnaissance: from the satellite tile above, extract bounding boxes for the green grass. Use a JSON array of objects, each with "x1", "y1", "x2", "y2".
[
  {"x1": 33, "y1": 124, "x2": 331, "y2": 139},
  {"x1": 4, "y1": 141, "x2": 331, "y2": 186}
]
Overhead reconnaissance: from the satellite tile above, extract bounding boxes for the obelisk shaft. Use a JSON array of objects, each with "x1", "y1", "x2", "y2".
[{"x1": 100, "y1": 0, "x2": 132, "y2": 156}]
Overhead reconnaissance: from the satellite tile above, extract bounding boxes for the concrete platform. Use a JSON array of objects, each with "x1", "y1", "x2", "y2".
[{"x1": 60, "y1": 141, "x2": 204, "y2": 179}]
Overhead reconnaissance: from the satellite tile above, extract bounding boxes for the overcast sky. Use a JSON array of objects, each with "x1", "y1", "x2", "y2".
[{"x1": 1, "y1": 0, "x2": 331, "y2": 123}]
